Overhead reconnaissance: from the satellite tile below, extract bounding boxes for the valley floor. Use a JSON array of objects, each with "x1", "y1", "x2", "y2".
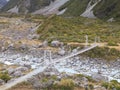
[{"x1": 0, "y1": 16, "x2": 120, "y2": 90}]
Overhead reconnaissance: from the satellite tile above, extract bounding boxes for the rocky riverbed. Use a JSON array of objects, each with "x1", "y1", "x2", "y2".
[{"x1": 55, "y1": 57, "x2": 120, "y2": 82}]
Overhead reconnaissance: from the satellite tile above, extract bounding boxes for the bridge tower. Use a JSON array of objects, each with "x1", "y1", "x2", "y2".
[
  {"x1": 95, "y1": 37, "x2": 100, "y2": 43},
  {"x1": 44, "y1": 50, "x2": 48, "y2": 65},
  {"x1": 49, "y1": 50, "x2": 52, "y2": 63},
  {"x1": 95, "y1": 37, "x2": 97, "y2": 43},
  {"x1": 85, "y1": 35, "x2": 89, "y2": 47},
  {"x1": 44, "y1": 50, "x2": 53, "y2": 65},
  {"x1": 98, "y1": 37, "x2": 100, "y2": 43}
]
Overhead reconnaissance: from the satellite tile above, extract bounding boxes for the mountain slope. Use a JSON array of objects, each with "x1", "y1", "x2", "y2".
[
  {"x1": 93, "y1": 0, "x2": 120, "y2": 20},
  {"x1": 1, "y1": 0, "x2": 55, "y2": 13},
  {"x1": 1, "y1": 0, "x2": 120, "y2": 20},
  {"x1": 59, "y1": 0, "x2": 120, "y2": 20},
  {"x1": 0, "y1": 0, "x2": 7, "y2": 8}
]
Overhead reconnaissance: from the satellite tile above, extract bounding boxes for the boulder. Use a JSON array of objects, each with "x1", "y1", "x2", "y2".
[
  {"x1": 58, "y1": 49, "x2": 65, "y2": 56},
  {"x1": 82, "y1": 77, "x2": 88, "y2": 85},
  {"x1": 74, "y1": 78, "x2": 82, "y2": 87},
  {"x1": 13, "y1": 71, "x2": 23, "y2": 77},
  {"x1": 0, "y1": 79, "x2": 5, "y2": 85},
  {"x1": 51, "y1": 40, "x2": 61, "y2": 47},
  {"x1": 19, "y1": 44, "x2": 28, "y2": 51},
  {"x1": 107, "y1": 18, "x2": 115, "y2": 22},
  {"x1": 91, "y1": 73, "x2": 108, "y2": 82},
  {"x1": 16, "y1": 67, "x2": 29, "y2": 72},
  {"x1": 7, "y1": 68, "x2": 15, "y2": 75},
  {"x1": 72, "y1": 47, "x2": 79, "y2": 53},
  {"x1": 42, "y1": 40, "x2": 48, "y2": 47},
  {"x1": 7, "y1": 43, "x2": 15, "y2": 50},
  {"x1": 33, "y1": 81, "x2": 41, "y2": 90},
  {"x1": 43, "y1": 65, "x2": 59, "y2": 75},
  {"x1": 24, "y1": 64, "x2": 31, "y2": 69},
  {"x1": 94, "y1": 86, "x2": 106, "y2": 90}
]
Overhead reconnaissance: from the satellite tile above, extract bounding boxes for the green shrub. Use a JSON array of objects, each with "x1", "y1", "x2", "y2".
[
  {"x1": 82, "y1": 47, "x2": 120, "y2": 60},
  {"x1": 107, "y1": 41, "x2": 118, "y2": 46},
  {"x1": 88, "y1": 84, "x2": 94, "y2": 90},
  {"x1": 102, "y1": 81, "x2": 120, "y2": 90},
  {"x1": 0, "y1": 72, "x2": 11, "y2": 82}
]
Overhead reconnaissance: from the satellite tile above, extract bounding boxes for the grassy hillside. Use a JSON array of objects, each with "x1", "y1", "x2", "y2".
[
  {"x1": 37, "y1": 16, "x2": 120, "y2": 43},
  {"x1": 82, "y1": 47, "x2": 120, "y2": 60},
  {"x1": 59, "y1": 0, "x2": 89, "y2": 16}
]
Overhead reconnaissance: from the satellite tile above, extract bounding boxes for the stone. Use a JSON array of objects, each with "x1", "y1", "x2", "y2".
[
  {"x1": 94, "y1": 86, "x2": 106, "y2": 90},
  {"x1": 7, "y1": 68, "x2": 15, "y2": 75},
  {"x1": 7, "y1": 79, "x2": 16, "y2": 83},
  {"x1": 19, "y1": 44, "x2": 28, "y2": 51},
  {"x1": 44, "y1": 80, "x2": 54, "y2": 88},
  {"x1": 91, "y1": 73, "x2": 108, "y2": 82},
  {"x1": 58, "y1": 49, "x2": 65, "y2": 56},
  {"x1": 16, "y1": 67, "x2": 29, "y2": 72},
  {"x1": 74, "y1": 78, "x2": 82, "y2": 87},
  {"x1": 7, "y1": 43, "x2": 15, "y2": 50},
  {"x1": 82, "y1": 77, "x2": 88, "y2": 84},
  {"x1": 107, "y1": 18, "x2": 115, "y2": 22},
  {"x1": 51, "y1": 40, "x2": 61, "y2": 47},
  {"x1": 24, "y1": 64, "x2": 31, "y2": 69},
  {"x1": 28, "y1": 34, "x2": 39, "y2": 39},
  {"x1": 43, "y1": 65, "x2": 59, "y2": 75},
  {"x1": 13, "y1": 71, "x2": 23, "y2": 77},
  {"x1": 0, "y1": 79, "x2": 5, "y2": 85},
  {"x1": 42, "y1": 40, "x2": 48, "y2": 47}
]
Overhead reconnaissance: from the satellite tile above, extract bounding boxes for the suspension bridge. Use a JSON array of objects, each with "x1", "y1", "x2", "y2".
[{"x1": 0, "y1": 35, "x2": 99, "y2": 90}]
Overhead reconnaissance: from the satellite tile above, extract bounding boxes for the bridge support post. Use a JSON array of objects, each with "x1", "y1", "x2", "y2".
[
  {"x1": 85, "y1": 35, "x2": 88, "y2": 47},
  {"x1": 44, "y1": 50, "x2": 49, "y2": 65},
  {"x1": 98, "y1": 37, "x2": 100, "y2": 43},
  {"x1": 95, "y1": 37, "x2": 97, "y2": 44},
  {"x1": 49, "y1": 50, "x2": 52, "y2": 63}
]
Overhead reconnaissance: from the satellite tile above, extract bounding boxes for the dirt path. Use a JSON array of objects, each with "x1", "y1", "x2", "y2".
[{"x1": 67, "y1": 42, "x2": 120, "y2": 50}]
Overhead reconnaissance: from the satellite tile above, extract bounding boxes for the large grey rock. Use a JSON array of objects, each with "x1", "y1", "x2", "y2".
[
  {"x1": 42, "y1": 40, "x2": 48, "y2": 47},
  {"x1": 43, "y1": 65, "x2": 59, "y2": 75},
  {"x1": 16, "y1": 67, "x2": 29, "y2": 72},
  {"x1": 28, "y1": 34, "x2": 39, "y2": 39},
  {"x1": 58, "y1": 49, "x2": 65, "y2": 56},
  {"x1": 13, "y1": 71, "x2": 23, "y2": 77},
  {"x1": 51, "y1": 40, "x2": 61, "y2": 47},
  {"x1": 92, "y1": 73, "x2": 108, "y2": 82},
  {"x1": 94, "y1": 86, "x2": 106, "y2": 90},
  {"x1": 0, "y1": 79, "x2": 5, "y2": 85},
  {"x1": 7, "y1": 68, "x2": 15, "y2": 75},
  {"x1": 19, "y1": 44, "x2": 28, "y2": 51},
  {"x1": 72, "y1": 47, "x2": 79, "y2": 53},
  {"x1": 74, "y1": 78, "x2": 82, "y2": 87},
  {"x1": 33, "y1": 81, "x2": 41, "y2": 90},
  {"x1": 24, "y1": 64, "x2": 31, "y2": 69},
  {"x1": 107, "y1": 18, "x2": 115, "y2": 22},
  {"x1": 82, "y1": 77, "x2": 88, "y2": 85}
]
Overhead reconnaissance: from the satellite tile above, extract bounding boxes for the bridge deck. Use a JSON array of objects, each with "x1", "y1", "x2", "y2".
[{"x1": 0, "y1": 44, "x2": 98, "y2": 90}]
